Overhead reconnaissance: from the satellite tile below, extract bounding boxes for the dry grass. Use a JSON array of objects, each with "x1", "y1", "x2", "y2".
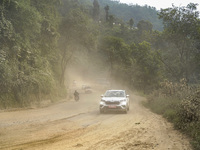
[{"x1": 144, "y1": 79, "x2": 200, "y2": 150}]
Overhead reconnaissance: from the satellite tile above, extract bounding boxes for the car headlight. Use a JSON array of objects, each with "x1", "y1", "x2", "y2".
[{"x1": 101, "y1": 99, "x2": 106, "y2": 102}]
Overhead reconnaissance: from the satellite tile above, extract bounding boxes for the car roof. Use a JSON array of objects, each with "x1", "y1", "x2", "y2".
[{"x1": 106, "y1": 90, "x2": 125, "y2": 92}]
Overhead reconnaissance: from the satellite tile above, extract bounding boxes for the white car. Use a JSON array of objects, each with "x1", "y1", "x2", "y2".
[{"x1": 99, "y1": 90, "x2": 130, "y2": 114}]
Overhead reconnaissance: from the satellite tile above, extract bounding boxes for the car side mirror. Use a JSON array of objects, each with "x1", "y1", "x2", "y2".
[
  {"x1": 101, "y1": 95, "x2": 104, "y2": 97},
  {"x1": 126, "y1": 95, "x2": 129, "y2": 97}
]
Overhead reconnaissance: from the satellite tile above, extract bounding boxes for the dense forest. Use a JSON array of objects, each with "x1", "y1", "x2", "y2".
[
  {"x1": 0, "y1": 0, "x2": 200, "y2": 149},
  {"x1": 80, "y1": 0, "x2": 163, "y2": 30}
]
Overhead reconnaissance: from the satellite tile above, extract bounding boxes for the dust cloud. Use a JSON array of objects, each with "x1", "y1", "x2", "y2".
[{"x1": 0, "y1": 48, "x2": 192, "y2": 150}]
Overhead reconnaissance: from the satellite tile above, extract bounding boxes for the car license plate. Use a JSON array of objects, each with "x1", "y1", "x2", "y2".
[{"x1": 109, "y1": 105, "x2": 116, "y2": 108}]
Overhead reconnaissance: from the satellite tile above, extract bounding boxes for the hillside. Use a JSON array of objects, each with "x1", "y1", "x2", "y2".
[{"x1": 81, "y1": 0, "x2": 163, "y2": 30}]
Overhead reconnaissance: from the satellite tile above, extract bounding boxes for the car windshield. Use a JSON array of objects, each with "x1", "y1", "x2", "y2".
[{"x1": 104, "y1": 91, "x2": 125, "y2": 97}]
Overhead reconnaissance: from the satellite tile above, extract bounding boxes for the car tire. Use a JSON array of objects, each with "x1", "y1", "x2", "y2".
[
  {"x1": 124, "y1": 108, "x2": 128, "y2": 114},
  {"x1": 100, "y1": 109, "x2": 104, "y2": 114}
]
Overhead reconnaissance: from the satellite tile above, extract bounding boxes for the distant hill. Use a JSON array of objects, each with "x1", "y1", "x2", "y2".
[{"x1": 81, "y1": 0, "x2": 163, "y2": 30}]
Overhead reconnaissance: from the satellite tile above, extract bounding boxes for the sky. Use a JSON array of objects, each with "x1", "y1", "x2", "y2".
[{"x1": 119, "y1": 0, "x2": 200, "y2": 10}]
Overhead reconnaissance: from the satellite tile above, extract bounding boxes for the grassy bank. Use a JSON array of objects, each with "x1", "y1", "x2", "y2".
[
  {"x1": 144, "y1": 91, "x2": 200, "y2": 150},
  {"x1": 0, "y1": 86, "x2": 67, "y2": 110}
]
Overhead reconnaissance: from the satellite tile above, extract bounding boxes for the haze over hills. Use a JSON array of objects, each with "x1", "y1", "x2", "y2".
[{"x1": 81, "y1": 0, "x2": 163, "y2": 30}]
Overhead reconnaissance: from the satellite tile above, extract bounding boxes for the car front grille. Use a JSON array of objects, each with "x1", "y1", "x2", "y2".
[{"x1": 105, "y1": 101, "x2": 120, "y2": 105}]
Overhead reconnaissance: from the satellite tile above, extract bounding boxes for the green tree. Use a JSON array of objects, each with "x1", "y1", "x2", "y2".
[
  {"x1": 108, "y1": 15, "x2": 115, "y2": 27},
  {"x1": 104, "y1": 5, "x2": 109, "y2": 22},
  {"x1": 137, "y1": 20, "x2": 153, "y2": 32},
  {"x1": 129, "y1": 18, "x2": 134, "y2": 29},
  {"x1": 158, "y1": 3, "x2": 200, "y2": 82},
  {"x1": 93, "y1": 0, "x2": 100, "y2": 21},
  {"x1": 130, "y1": 41, "x2": 162, "y2": 93},
  {"x1": 98, "y1": 36, "x2": 131, "y2": 81},
  {"x1": 0, "y1": 0, "x2": 62, "y2": 107}
]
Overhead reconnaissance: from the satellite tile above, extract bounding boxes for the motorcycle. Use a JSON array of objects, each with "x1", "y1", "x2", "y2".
[{"x1": 74, "y1": 94, "x2": 79, "y2": 101}]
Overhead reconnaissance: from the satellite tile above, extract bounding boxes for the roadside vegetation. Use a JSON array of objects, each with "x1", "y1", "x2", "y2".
[
  {"x1": 1, "y1": 0, "x2": 200, "y2": 149},
  {"x1": 144, "y1": 79, "x2": 200, "y2": 150}
]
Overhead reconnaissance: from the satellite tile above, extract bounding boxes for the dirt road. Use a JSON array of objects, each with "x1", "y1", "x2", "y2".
[{"x1": 0, "y1": 89, "x2": 192, "y2": 150}]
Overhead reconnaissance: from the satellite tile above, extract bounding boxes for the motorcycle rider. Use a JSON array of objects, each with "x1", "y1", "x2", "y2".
[{"x1": 74, "y1": 90, "x2": 79, "y2": 101}]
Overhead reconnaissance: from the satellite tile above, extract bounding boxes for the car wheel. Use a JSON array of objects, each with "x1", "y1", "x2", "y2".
[
  {"x1": 124, "y1": 108, "x2": 128, "y2": 114},
  {"x1": 100, "y1": 109, "x2": 104, "y2": 114}
]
